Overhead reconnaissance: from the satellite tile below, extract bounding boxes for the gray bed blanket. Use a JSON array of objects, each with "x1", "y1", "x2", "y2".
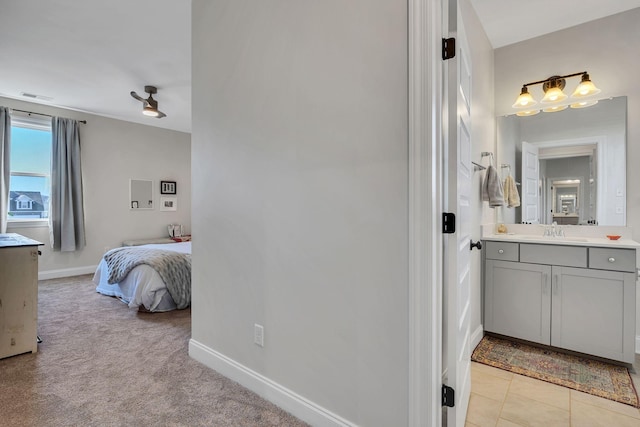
[{"x1": 104, "y1": 247, "x2": 191, "y2": 309}]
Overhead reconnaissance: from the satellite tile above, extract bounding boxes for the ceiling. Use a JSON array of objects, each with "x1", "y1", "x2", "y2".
[
  {"x1": 470, "y1": 0, "x2": 640, "y2": 48},
  {"x1": 0, "y1": 1, "x2": 191, "y2": 133},
  {"x1": 1, "y1": 1, "x2": 639, "y2": 134}
]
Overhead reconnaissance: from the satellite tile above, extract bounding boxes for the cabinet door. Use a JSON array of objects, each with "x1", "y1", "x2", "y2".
[
  {"x1": 485, "y1": 260, "x2": 551, "y2": 345},
  {"x1": 551, "y1": 266, "x2": 635, "y2": 363},
  {"x1": 0, "y1": 246, "x2": 39, "y2": 359}
]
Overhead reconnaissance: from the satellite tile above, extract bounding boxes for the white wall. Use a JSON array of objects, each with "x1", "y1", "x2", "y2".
[
  {"x1": 461, "y1": 0, "x2": 495, "y2": 348},
  {"x1": 190, "y1": 1, "x2": 408, "y2": 425},
  {"x1": 1, "y1": 96, "x2": 191, "y2": 278}
]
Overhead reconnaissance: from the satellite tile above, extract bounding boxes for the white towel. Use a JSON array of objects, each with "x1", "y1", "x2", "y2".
[
  {"x1": 482, "y1": 165, "x2": 505, "y2": 208},
  {"x1": 503, "y1": 175, "x2": 520, "y2": 208}
]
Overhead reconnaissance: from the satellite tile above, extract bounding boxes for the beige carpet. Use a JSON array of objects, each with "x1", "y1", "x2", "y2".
[
  {"x1": 472, "y1": 335, "x2": 639, "y2": 407},
  {"x1": 0, "y1": 275, "x2": 309, "y2": 427}
]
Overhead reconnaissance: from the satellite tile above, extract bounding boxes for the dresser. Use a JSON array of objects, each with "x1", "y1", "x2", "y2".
[
  {"x1": 0, "y1": 233, "x2": 43, "y2": 359},
  {"x1": 483, "y1": 235, "x2": 638, "y2": 363}
]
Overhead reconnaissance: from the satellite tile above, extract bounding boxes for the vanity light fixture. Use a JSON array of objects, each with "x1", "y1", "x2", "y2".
[{"x1": 512, "y1": 71, "x2": 601, "y2": 115}]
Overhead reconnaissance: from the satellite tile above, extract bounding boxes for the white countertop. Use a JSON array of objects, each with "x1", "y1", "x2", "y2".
[{"x1": 483, "y1": 233, "x2": 640, "y2": 249}]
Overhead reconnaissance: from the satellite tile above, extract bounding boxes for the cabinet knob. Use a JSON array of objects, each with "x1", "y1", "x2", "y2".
[
  {"x1": 498, "y1": 249, "x2": 504, "y2": 254},
  {"x1": 608, "y1": 257, "x2": 616, "y2": 263}
]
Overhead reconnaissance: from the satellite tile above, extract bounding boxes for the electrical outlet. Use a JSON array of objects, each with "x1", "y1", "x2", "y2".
[{"x1": 254, "y1": 324, "x2": 264, "y2": 347}]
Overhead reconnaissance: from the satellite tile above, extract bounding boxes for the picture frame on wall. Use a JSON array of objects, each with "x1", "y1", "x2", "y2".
[
  {"x1": 160, "y1": 180, "x2": 177, "y2": 195},
  {"x1": 160, "y1": 196, "x2": 178, "y2": 212}
]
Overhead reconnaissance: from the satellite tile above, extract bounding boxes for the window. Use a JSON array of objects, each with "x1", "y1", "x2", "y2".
[
  {"x1": 16, "y1": 200, "x2": 33, "y2": 210},
  {"x1": 8, "y1": 114, "x2": 52, "y2": 223}
]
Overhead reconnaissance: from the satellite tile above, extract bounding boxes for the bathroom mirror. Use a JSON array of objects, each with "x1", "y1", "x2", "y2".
[
  {"x1": 497, "y1": 96, "x2": 626, "y2": 226},
  {"x1": 130, "y1": 179, "x2": 154, "y2": 210}
]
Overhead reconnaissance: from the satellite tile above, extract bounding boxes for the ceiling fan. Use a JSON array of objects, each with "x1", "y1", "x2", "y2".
[{"x1": 130, "y1": 85, "x2": 166, "y2": 118}]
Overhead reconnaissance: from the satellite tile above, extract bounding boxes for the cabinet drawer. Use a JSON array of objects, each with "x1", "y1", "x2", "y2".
[
  {"x1": 485, "y1": 241, "x2": 519, "y2": 261},
  {"x1": 520, "y1": 244, "x2": 587, "y2": 268},
  {"x1": 589, "y1": 248, "x2": 636, "y2": 272}
]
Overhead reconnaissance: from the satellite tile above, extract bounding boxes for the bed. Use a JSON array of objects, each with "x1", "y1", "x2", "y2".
[{"x1": 93, "y1": 241, "x2": 191, "y2": 312}]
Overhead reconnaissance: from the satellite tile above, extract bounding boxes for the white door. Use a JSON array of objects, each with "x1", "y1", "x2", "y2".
[
  {"x1": 521, "y1": 141, "x2": 540, "y2": 223},
  {"x1": 444, "y1": 0, "x2": 472, "y2": 425}
]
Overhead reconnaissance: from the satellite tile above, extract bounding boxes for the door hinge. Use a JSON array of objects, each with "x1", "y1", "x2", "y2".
[
  {"x1": 442, "y1": 37, "x2": 456, "y2": 60},
  {"x1": 442, "y1": 384, "x2": 455, "y2": 407},
  {"x1": 443, "y1": 212, "x2": 456, "y2": 234}
]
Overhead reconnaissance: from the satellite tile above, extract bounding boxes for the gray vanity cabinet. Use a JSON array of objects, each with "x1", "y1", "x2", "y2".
[
  {"x1": 484, "y1": 240, "x2": 636, "y2": 363},
  {"x1": 551, "y1": 266, "x2": 635, "y2": 362},
  {"x1": 485, "y1": 259, "x2": 551, "y2": 345}
]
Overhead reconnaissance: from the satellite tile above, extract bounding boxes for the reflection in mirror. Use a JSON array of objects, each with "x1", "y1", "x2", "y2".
[
  {"x1": 551, "y1": 179, "x2": 580, "y2": 224},
  {"x1": 497, "y1": 96, "x2": 626, "y2": 226},
  {"x1": 130, "y1": 179, "x2": 154, "y2": 210}
]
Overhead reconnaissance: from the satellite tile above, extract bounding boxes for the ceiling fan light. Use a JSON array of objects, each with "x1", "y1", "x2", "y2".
[
  {"x1": 143, "y1": 106, "x2": 159, "y2": 117},
  {"x1": 570, "y1": 99, "x2": 599, "y2": 109},
  {"x1": 512, "y1": 87, "x2": 537, "y2": 108},
  {"x1": 571, "y1": 74, "x2": 601, "y2": 98},
  {"x1": 542, "y1": 104, "x2": 568, "y2": 113},
  {"x1": 516, "y1": 109, "x2": 540, "y2": 117}
]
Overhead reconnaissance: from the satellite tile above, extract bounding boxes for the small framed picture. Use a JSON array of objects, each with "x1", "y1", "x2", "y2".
[
  {"x1": 160, "y1": 196, "x2": 178, "y2": 212},
  {"x1": 160, "y1": 181, "x2": 177, "y2": 195},
  {"x1": 131, "y1": 201, "x2": 139, "y2": 209}
]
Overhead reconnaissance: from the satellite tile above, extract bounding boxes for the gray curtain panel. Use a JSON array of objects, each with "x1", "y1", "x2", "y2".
[
  {"x1": 0, "y1": 107, "x2": 10, "y2": 234},
  {"x1": 50, "y1": 117, "x2": 85, "y2": 251}
]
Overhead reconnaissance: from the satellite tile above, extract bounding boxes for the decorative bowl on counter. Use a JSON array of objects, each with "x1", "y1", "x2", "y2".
[{"x1": 606, "y1": 235, "x2": 621, "y2": 240}]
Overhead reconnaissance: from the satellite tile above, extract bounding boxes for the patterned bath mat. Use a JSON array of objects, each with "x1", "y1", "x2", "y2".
[{"x1": 471, "y1": 335, "x2": 639, "y2": 407}]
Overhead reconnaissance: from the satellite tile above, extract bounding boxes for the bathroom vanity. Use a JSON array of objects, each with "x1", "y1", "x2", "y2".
[{"x1": 483, "y1": 230, "x2": 639, "y2": 363}]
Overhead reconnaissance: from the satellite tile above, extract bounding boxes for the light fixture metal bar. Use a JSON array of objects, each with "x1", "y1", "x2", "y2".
[
  {"x1": 521, "y1": 71, "x2": 587, "y2": 88},
  {"x1": 522, "y1": 71, "x2": 588, "y2": 87}
]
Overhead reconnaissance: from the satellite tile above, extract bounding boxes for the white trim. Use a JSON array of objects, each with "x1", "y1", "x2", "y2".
[
  {"x1": 39, "y1": 265, "x2": 97, "y2": 281},
  {"x1": 10, "y1": 112, "x2": 52, "y2": 131},
  {"x1": 471, "y1": 324, "x2": 484, "y2": 351},
  {"x1": 7, "y1": 219, "x2": 49, "y2": 228},
  {"x1": 408, "y1": 0, "x2": 443, "y2": 425},
  {"x1": 188, "y1": 339, "x2": 357, "y2": 427},
  {"x1": 635, "y1": 335, "x2": 640, "y2": 355}
]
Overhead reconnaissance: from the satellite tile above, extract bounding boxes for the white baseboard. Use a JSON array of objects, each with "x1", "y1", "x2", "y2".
[
  {"x1": 188, "y1": 339, "x2": 357, "y2": 427},
  {"x1": 471, "y1": 324, "x2": 484, "y2": 350},
  {"x1": 39, "y1": 265, "x2": 97, "y2": 281}
]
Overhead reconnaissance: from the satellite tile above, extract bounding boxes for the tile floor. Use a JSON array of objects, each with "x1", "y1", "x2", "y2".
[{"x1": 465, "y1": 355, "x2": 640, "y2": 427}]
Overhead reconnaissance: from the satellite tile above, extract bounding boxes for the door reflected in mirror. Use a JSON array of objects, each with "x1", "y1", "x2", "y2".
[
  {"x1": 130, "y1": 179, "x2": 154, "y2": 210},
  {"x1": 497, "y1": 96, "x2": 626, "y2": 226}
]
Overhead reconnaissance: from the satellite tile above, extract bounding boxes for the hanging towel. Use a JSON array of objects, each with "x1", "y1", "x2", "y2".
[
  {"x1": 503, "y1": 175, "x2": 521, "y2": 208},
  {"x1": 482, "y1": 165, "x2": 505, "y2": 208}
]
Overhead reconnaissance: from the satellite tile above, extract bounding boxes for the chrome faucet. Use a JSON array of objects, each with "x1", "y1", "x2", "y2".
[{"x1": 543, "y1": 221, "x2": 564, "y2": 238}]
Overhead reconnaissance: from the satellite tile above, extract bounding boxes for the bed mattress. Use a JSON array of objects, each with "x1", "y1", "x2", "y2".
[{"x1": 93, "y1": 241, "x2": 191, "y2": 312}]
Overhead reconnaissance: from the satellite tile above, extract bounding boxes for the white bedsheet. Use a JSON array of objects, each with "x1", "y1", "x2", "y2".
[{"x1": 93, "y1": 241, "x2": 191, "y2": 312}]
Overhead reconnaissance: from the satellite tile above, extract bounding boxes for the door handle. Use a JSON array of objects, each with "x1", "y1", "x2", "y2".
[{"x1": 470, "y1": 240, "x2": 483, "y2": 251}]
